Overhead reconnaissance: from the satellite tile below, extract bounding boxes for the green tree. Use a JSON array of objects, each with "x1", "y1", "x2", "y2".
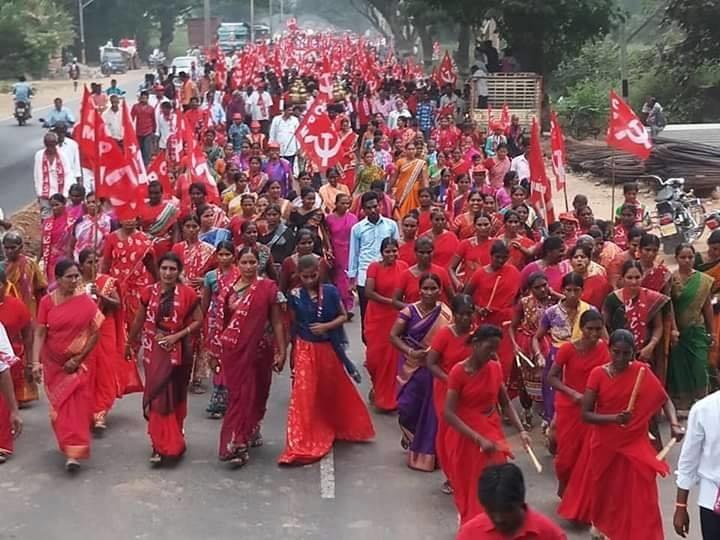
[
  {"x1": 665, "y1": 0, "x2": 720, "y2": 66},
  {"x1": 0, "y1": 0, "x2": 74, "y2": 76}
]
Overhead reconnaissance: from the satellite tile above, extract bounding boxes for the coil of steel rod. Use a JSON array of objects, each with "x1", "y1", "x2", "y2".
[{"x1": 566, "y1": 137, "x2": 720, "y2": 194}]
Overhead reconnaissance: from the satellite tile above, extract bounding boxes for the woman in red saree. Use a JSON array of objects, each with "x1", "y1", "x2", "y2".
[
  {"x1": 172, "y1": 214, "x2": 216, "y2": 393},
  {"x1": 127, "y1": 253, "x2": 202, "y2": 465},
  {"x1": 464, "y1": 241, "x2": 521, "y2": 382},
  {"x1": 0, "y1": 271, "x2": 32, "y2": 461},
  {"x1": 581, "y1": 329, "x2": 683, "y2": 540},
  {"x1": 444, "y1": 324, "x2": 531, "y2": 525},
  {"x1": 279, "y1": 255, "x2": 373, "y2": 465},
  {"x1": 422, "y1": 211, "x2": 459, "y2": 269},
  {"x1": 101, "y1": 216, "x2": 157, "y2": 333},
  {"x1": 451, "y1": 191, "x2": 484, "y2": 240},
  {"x1": 139, "y1": 180, "x2": 179, "y2": 259},
  {"x1": 398, "y1": 213, "x2": 418, "y2": 266},
  {"x1": 569, "y1": 244, "x2": 611, "y2": 310},
  {"x1": 41, "y1": 194, "x2": 74, "y2": 285},
  {"x1": 32, "y1": 260, "x2": 103, "y2": 471},
  {"x1": 449, "y1": 214, "x2": 492, "y2": 285},
  {"x1": 279, "y1": 229, "x2": 330, "y2": 295},
  {"x1": 426, "y1": 294, "x2": 474, "y2": 492},
  {"x1": 215, "y1": 247, "x2": 285, "y2": 466},
  {"x1": 392, "y1": 237, "x2": 455, "y2": 308},
  {"x1": 364, "y1": 238, "x2": 407, "y2": 412},
  {"x1": 546, "y1": 310, "x2": 609, "y2": 523},
  {"x1": 495, "y1": 210, "x2": 535, "y2": 270},
  {"x1": 78, "y1": 249, "x2": 140, "y2": 431},
  {"x1": 415, "y1": 188, "x2": 435, "y2": 235}
]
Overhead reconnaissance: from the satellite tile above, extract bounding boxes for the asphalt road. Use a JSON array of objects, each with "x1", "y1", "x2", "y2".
[{"x1": 0, "y1": 319, "x2": 701, "y2": 540}]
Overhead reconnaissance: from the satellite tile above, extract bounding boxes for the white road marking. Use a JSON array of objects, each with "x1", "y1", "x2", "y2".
[{"x1": 320, "y1": 448, "x2": 335, "y2": 499}]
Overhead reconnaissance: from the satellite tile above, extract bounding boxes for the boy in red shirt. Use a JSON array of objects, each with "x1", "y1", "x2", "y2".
[{"x1": 457, "y1": 463, "x2": 566, "y2": 539}]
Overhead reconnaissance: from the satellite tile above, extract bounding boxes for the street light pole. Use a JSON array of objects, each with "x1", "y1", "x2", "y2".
[
  {"x1": 250, "y1": 0, "x2": 255, "y2": 43},
  {"x1": 269, "y1": 0, "x2": 273, "y2": 37},
  {"x1": 78, "y1": 0, "x2": 97, "y2": 65},
  {"x1": 203, "y1": 0, "x2": 211, "y2": 53}
]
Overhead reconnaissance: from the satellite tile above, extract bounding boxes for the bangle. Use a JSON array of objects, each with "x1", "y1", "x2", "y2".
[{"x1": 675, "y1": 503, "x2": 688, "y2": 508}]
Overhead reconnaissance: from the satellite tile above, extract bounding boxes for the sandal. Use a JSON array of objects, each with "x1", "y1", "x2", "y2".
[
  {"x1": 441, "y1": 480, "x2": 453, "y2": 495},
  {"x1": 149, "y1": 451, "x2": 162, "y2": 466},
  {"x1": 0, "y1": 452, "x2": 8, "y2": 464},
  {"x1": 228, "y1": 447, "x2": 249, "y2": 469},
  {"x1": 65, "y1": 458, "x2": 80, "y2": 472},
  {"x1": 400, "y1": 435, "x2": 410, "y2": 450},
  {"x1": 250, "y1": 431, "x2": 263, "y2": 448},
  {"x1": 189, "y1": 380, "x2": 206, "y2": 395}
]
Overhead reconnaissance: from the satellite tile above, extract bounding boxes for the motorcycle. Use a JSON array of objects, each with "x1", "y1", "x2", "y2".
[
  {"x1": 14, "y1": 100, "x2": 30, "y2": 126},
  {"x1": 148, "y1": 49, "x2": 166, "y2": 69},
  {"x1": 647, "y1": 175, "x2": 706, "y2": 254}
]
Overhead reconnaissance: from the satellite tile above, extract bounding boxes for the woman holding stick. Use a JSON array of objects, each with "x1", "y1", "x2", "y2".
[
  {"x1": 464, "y1": 240, "x2": 521, "y2": 383},
  {"x1": 581, "y1": 329, "x2": 683, "y2": 540},
  {"x1": 547, "y1": 310, "x2": 609, "y2": 523},
  {"x1": 444, "y1": 324, "x2": 531, "y2": 525}
]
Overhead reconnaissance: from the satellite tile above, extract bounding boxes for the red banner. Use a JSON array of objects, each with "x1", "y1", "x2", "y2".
[
  {"x1": 437, "y1": 51, "x2": 457, "y2": 88},
  {"x1": 295, "y1": 100, "x2": 343, "y2": 170},
  {"x1": 606, "y1": 90, "x2": 653, "y2": 160},
  {"x1": 528, "y1": 117, "x2": 555, "y2": 225}
]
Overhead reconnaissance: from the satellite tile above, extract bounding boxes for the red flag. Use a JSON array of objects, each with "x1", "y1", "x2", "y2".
[
  {"x1": 317, "y1": 56, "x2": 334, "y2": 102},
  {"x1": 188, "y1": 145, "x2": 220, "y2": 203},
  {"x1": 295, "y1": 100, "x2": 343, "y2": 169},
  {"x1": 122, "y1": 101, "x2": 147, "y2": 188},
  {"x1": 500, "y1": 104, "x2": 510, "y2": 132},
  {"x1": 550, "y1": 111, "x2": 567, "y2": 192},
  {"x1": 147, "y1": 152, "x2": 173, "y2": 195},
  {"x1": 73, "y1": 86, "x2": 101, "y2": 172},
  {"x1": 528, "y1": 117, "x2": 555, "y2": 225},
  {"x1": 606, "y1": 90, "x2": 652, "y2": 159},
  {"x1": 437, "y1": 51, "x2": 457, "y2": 88}
]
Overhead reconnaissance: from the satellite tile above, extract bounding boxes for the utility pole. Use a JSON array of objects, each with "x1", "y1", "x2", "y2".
[
  {"x1": 250, "y1": 0, "x2": 255, "y2": 43},
  {"x1": 620, "y1": 19, "x2": 628, "y2": 98},
  {"x1": 269, "y1": 0, "x2": 273, "y2": 37},
  {"x1": 203, "y1": 0, "x2": 211, "y2": 53},
  {"x1": 78, "y1": 0, "x2": 98, "y2": 65},
  {"x1": 280, "y1": 0, "x2": 284, "y2": 22}
]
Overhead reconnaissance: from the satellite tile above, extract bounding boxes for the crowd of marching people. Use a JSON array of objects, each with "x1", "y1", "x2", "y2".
[{"x1": 1, "y1": 30, "x2": 719, "y2": 539}]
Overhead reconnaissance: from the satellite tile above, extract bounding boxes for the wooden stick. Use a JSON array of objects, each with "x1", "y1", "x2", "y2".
[
  {"x1": 656, "y1": 437, "x2": 678, "y2": 461},
  {"x1": 625, "y1": 366, "x2": 646, "y2": 412},
  {"x1": 516, "y1": 350, "x2": 535, "y2": 367},
  {"x1": 485, "y1": 275, "x2": 502, "y2": 310},
  {"x1": 525, "y1": 444, "x2": 543, "y2": 473}
]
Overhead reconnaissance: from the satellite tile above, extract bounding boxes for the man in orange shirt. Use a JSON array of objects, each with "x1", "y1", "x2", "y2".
[{"x1": 180, "y1": 72, "x2": 198, "y2": 111}]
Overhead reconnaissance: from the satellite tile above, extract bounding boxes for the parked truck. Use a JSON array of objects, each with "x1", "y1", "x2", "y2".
[{"x1": 469, "y1": 72, "x2": 543, "y2": 130}]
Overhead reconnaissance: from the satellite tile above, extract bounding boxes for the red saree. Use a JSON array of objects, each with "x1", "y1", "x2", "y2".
[
  {"x1": 218, "y1": 278, "x2": 279, "y2": 460},
  {"x1": 140, "y1": 200, "x2": 179, "y2": 259},
  {"x1": 425, "y1": 230, "x2": 460, "y2": 269},
  {"x1": 554, "y1": 341, "x2": 609, "y2": 522},
  {"x1": 397, "y1": 240, "x2": 417, "y2": 267},
  {"x1": 429, "y1": 325, "x2": 471, "y2": 475},
  {"x1": 456, "y1": 237, "x2": 492, "y2": 283},
  {"x1": 38, "y1": 291, "x2": 104, "y2": 460},
  {"x1": 141, "y1": 283, "x2": 199, "y2": 458},
  {"x1": 585, "y1": 362, "x2": 669, "y2": 540},
  {"x1": 467, "y1": 264, "x2": 521, "y2": 381},
  {"x1": 452, "y1": 212, "x2": 476, "y2": 240},
  {"x1": 580, "y1": 266, "x2": 612, "y2": 310},
  {"x1": 396, "y1": 264, "x2": 453, "y2": 304},
  {"x1": 364, "y1": 260, "x2": 408, "y2": 411},
  {"x1": 444, "y1": 361, "x2": 509, "y2": 524}
]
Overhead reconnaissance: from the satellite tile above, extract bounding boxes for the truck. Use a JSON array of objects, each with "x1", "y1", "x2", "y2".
[
  {"x1": 217, "y1": 22, "x2": 251, "y2": 53},
  {"x1": 186, "y1": 17, "x2": 222, "y2": 48},
  {"x1": 469, "y1": 72, "x2": 543, "y2": 130}
]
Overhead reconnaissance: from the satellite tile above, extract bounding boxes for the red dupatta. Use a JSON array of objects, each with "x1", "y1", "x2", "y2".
[
  {"x1": 205, "y1": 266, "x2": 241, "y2": 357},
  {"x1": 174, "y1": 240, "x2": 216, "y2": 290},
  {"x1": 141, "y1": 284, "x2": 193, "y2": 366}
]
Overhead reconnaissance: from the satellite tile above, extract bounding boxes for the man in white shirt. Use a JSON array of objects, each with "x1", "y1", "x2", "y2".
[
  {"x1": 387, "y1": 98, "x2": 412, "y2": 131},
  {"x1": 204, "y1": 91, "x2": 226, "y2": 128},
  {"x1": 674, "y1": 390, "x2": 720, "y2": 539},
  {"x1": 246, "y1": 83, "x2": 273, "y2": 134},
  {"x1": 510, "y1": 149, "x2": 530, "y2": 186},
  {"x1": 0, "y1": 322, "x2": 22, "y2": 459},
  {"x1": 102, "y1": 95, "x2": 124, "y2": 144},
  {"x1": 53, "y1": 123, "x2": 82, "y2": 185},
  {"x1": 33, "y1": 132, "x2": 73, "y2": 219},
  {"x1": 269, "y1": 106, "x2": 300, "y2": 167},
  {"x1": 156, "y1": 101, "x2": 174, "y2": 151}
]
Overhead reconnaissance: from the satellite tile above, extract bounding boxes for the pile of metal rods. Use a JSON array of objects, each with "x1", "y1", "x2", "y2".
[{"x1": 566, "y1": 138, "x2": 720, "y2": 194}]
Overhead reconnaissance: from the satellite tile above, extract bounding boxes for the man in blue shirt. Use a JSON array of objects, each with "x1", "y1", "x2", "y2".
[
  {"x1": 12, "y1": 76, "x2": 33, "y2": 116},
  {"x1": 348, "y1": 191, "x2": 399, "y2": 342},
  {"x1": 43, "y1": 98, "x2": 75, "y2": 128},
  {"x1": 416, "y1": 90, "x2": 435, "y2": 140}
]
